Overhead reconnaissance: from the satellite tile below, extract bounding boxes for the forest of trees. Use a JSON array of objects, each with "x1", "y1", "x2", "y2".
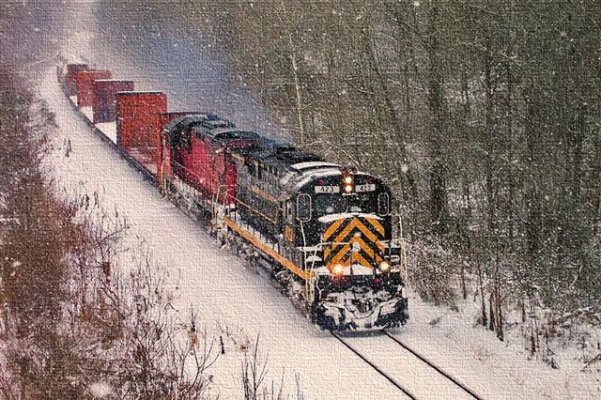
[
  {"x1": 2, "y1": 0, "x2": 598, "y2": 355},
  {"x1": 98, "y1": 0, "x2": 601, "y2": 343},
  {"x1": 175, "y1": 0, "x2": 601, "y2": 340}
]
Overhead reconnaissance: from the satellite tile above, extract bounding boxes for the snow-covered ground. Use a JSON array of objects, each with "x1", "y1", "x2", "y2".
[{"x1": 30, "y1": 0, "x2": 601, "y2": 398}]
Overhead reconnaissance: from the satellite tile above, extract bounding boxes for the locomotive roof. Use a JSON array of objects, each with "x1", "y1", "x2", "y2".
[
  {"x1": 222, "y1": 128, "x2": 389, "y2": 197},
  {"x1": 162, "y1": 113, "x2": 222, "y2": 134},
  {"x1": 212, "y1": 129, "x2": 261, "y2": 142},
  {"x1": 236, "y1": 140, "x2": 323, "y2": 170},
  {"x1": 197, "y1": 118, "x2": 235, "y2": 130},
  {"x1": 290, "y1": 161, "x2": 340, "y2": 171}
]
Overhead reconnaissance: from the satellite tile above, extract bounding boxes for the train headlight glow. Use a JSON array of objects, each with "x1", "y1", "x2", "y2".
[
  {"x1": 332, "y1": 264, "x2": 344, "y2": 276},
  {"x1": 341, "y1": 167, "x2": 355, "y2": 194},
  {"x1": 378, "y1": 261, "x2": 390, "y2": 273}
]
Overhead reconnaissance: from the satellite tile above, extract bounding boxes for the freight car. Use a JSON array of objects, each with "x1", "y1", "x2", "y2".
[{"x1": 58, "y1": 61, "x2": 409, "y2": 330}]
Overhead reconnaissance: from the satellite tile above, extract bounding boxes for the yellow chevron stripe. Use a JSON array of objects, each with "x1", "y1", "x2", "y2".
[
  {"x1": 354, "y1": 236, "x2": 375, "y2": 259},
  {"x1": 323, "y1": 218, "x2": 346, "y2": 241},
  {"x1": 223, "y1": 217, "x2": 313, "y2": 280},
  {"x1": 375, "y1": 253, "x2": 383, "y2": 264},
  {"x1": 365, "y1": 218, "x2": 385, "y2": 236},
  {"x1": 323, "y1": 218, "x2": 388, "y2": 272},
  {"x1": 333, "y1": 219, "x2": 379, "y2": 245},
  {"x1": 374, "y1": 241, "x2": 384, "y2": 264},
  {"x1": 324, "y1": 243, "x2": 344, "y2": 261},
  {"x1": 330, "y1": 243, "x2": 352, "y2": 266},
  {"x1": 327, "y1": 242, "x2": 374, "y2": 270},
  {"x1": 353, "y1": 251, "x2": 372, "y2": 268},
  {"x1": 332, "y1": 219, "x2": 359, "y2": 247},
  {"x1": 356, "y1": 221, "x2": 380, "y2": 243}
]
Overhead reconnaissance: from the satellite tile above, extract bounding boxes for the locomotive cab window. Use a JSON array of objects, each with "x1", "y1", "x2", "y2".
[
  {"x1": 297, "y1": 193, "x2": 312, "y2": 222},
  {"x1": 377, "y1": 192, "x2": 390, "y2": 216},
  {"x1": 285, "y1": 200, "x2": 294, "y2": 224}
]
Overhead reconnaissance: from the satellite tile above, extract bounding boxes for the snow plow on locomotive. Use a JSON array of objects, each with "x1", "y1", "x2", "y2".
[{"x1": 58, "y1": 61, "x2": 409, "y2": 331}]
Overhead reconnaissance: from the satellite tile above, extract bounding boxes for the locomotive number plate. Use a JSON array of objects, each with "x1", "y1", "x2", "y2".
[
  {"x1": 314, "y1": 185, "x2": 340, "y2": 194},
  {"x1": 355, "y1": 183, "x2": 376, "y2": 193}
]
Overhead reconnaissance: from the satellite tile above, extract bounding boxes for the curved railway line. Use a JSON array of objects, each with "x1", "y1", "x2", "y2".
[{"x1": 331, "y1": 330, "x2": 485, "y2": 400}]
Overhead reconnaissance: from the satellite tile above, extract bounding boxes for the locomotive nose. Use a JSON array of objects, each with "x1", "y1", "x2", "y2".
[{"x1": 319, "y1": 214, "x2": 385, "y2": 274}]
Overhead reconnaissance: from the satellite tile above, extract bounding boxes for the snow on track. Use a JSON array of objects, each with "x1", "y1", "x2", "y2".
[{"x1": 381, "y1": 331, "x2": 483, "y2": 400}]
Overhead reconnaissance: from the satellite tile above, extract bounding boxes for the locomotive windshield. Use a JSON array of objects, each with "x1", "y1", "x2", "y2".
[{"x1": 313, "y1": 192, "x2": 382, "y2": 215}]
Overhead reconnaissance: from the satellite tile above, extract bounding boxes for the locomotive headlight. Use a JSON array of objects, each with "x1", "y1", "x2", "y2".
[
  {"x1": 332, "y1": 264, "x2": 344, "y2": 276},
  {"x1": 341, "y1": 167, "x2": 355, "y2": 194},
  {"x1": 378, "y1": 261, "x2": 391, "y2": 273}
]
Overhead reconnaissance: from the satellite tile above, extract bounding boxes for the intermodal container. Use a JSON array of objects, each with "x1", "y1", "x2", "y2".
[
  {"x1": 93, "y1": 80, "x2": 135, "y2": 123},
  {"x1": 76, "y1": 70, "x2": 112, "y2": 108},
  {"x1": 116, "y1": 91, "x2": 167, "y2": 158},
  {"x1": 66, "y1": 64, "x2": 88, "y2": 96}
]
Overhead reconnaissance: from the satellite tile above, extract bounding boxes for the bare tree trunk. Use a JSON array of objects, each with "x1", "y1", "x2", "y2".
[
  {"x1": 506, "y1": 59, "x2": 515, "y2": 251},
  {"x1": 484, "y1": 37, "x2": 497, "y2": 237},
  {"x1": 426, "y1": 0, "x2": 448, "y2": 235},
  {"x1": 278, "y1": 0, "x2": 306, "y2": 146},
  {"x1": 362, "y1": 17, "x2": 418, "y2": 205},
  {"x1": 477, "y1": 258, "x2": 487, "y2": 327},
  {"x1": 594, "y1": 125, "x2": 601, "y2": 235},
  {"x1": 489, "y1": 291, "x2": 495, "y2": 332},
  {"x1": 288, "y1": 33, "x2": 306, "y2": 146}
]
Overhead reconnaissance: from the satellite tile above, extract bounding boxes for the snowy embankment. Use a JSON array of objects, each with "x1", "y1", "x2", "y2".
[{"x1": 37, "y1": 64, "x2": 601, "y2": 399}]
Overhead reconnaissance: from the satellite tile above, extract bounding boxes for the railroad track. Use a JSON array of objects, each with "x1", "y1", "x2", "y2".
[
  {"x1": 330, "y1": 330, "x2": 485, "y2": 400},
  {"x1": 381, "y1": 330, "x2": 484, "y2": 399},
  {"x1": 330, "y1": 330, "x2": 417, "y2": 400}
]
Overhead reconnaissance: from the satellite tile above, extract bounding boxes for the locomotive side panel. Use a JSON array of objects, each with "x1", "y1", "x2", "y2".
[
  {"x1": 233, "y1": 156, "x2": 282, "y2": 240},
  {"x1": 177, "y1": 133, "x2": 216, "y2": 198},
  {"x1": 169, "y1": 126, "x2": 242, "y2": 206},
  {"x1": 157, "y1": 112, "x2": 203, "y2": 189}
]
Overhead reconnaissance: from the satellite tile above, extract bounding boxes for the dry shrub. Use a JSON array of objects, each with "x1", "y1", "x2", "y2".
[
  {"x1": 0, "y1": 72, "x2": 218, "y2": 399},
  {"x1": 405, "y1": 240, "x2": 456, "y2": 307}
]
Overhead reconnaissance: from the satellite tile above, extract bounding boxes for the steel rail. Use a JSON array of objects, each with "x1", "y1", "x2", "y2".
[
  {"x1": 330, "y1": 331, "x2": 417, "y2": 400},
  {"x1": 382, "y1": 330, "x2": 484, "y2": 400}
]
